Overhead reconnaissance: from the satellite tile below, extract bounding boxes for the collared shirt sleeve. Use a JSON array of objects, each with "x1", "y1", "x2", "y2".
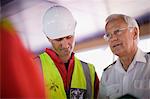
[{"x1": 98, "y1": 70, "x2": 109, "y2": 99}]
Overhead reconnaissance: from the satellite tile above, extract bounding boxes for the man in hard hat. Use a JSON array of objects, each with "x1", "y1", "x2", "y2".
[{"x1": 36, "y1": 5, "x2": 99, "y2": 99}]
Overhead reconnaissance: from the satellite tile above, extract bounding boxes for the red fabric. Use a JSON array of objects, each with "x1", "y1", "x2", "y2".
[
  {"x1": 94, "y1": 73, "x2": 100, "y2": 99},
  {"x1": 0, "y1": 19, "x2": 45, "y2": 98},
  {"x1": 46, "y1": 48, "x2": 75, "y2": 91}
]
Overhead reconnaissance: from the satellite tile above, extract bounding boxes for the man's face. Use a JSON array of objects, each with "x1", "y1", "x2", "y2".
[
  {"x1": 48, "y1": 35, "x2": 75, "y2": 59},
  {"x1": 105, "y1": 18, "x2": 137, "y2": 57}
]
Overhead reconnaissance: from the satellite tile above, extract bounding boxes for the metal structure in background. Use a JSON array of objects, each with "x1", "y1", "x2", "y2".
[{"x1": 1, "y1": 0, "x2": 150, "y2": 54}]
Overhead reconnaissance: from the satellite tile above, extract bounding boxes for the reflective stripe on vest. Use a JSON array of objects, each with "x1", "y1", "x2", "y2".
[
  {"x1": 81, "y1": 61, "x2": 95, "y2": 99},
  {"x1": 40, "y1": 52, "x2": 95, "y2": 99}
]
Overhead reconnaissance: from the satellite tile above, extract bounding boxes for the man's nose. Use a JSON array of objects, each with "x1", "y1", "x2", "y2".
[
  {"x1": 109, "y1": 34, "x2": 118, "y2": 41},
  {"x1": 61, "y1": 38, "x2": 69, "y2": 48}
]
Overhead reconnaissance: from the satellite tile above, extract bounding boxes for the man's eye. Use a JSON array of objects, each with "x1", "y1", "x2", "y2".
[
  {"x1": 55, "y1": 38, "x2": 63, "y2": 41},
  {"x1": 66, "y1": 35, "x2": 72, "y2": 39},
  {"x1": 106, "y1": 33, "x2": 110, "y2": 37},
  {"x1": 114, "y1": 29, "x2": 120, "y2": 34}
]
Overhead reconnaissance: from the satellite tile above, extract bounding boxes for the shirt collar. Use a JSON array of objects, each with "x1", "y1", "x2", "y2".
[
  {"x1": 115, "y1": 59, "x2": 125, "y2": 73},
  {"x1": 115, "y1": 48, "x2": 146, "y2": 73},
  {"x1": 134, "y1": 48, "x2": 146, "y2": 63}
]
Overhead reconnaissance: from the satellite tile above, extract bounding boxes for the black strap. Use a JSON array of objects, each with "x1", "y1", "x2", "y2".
[
  {"x1": 81, "y1": 61, "x2": 92, "y2": 99},
  {"x1": 117, "y1": 94, "x2": 138, "y2": 99},
  {"x1": 144, "y1": 52, "x2": 150, "y2": 62},
  {"x1": 104, "y1": 61, "x2": 116, "y2": 71}
]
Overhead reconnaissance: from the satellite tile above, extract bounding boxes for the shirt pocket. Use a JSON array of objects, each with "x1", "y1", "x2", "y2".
[
  {"x1": 134, "y1": 79, "x2": 150, "y2": 98},
  {"x1": 106, "y1": 84, "x2": 120, "y2": 98}
]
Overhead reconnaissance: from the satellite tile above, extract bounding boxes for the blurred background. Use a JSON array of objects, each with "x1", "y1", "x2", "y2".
[{"x1": 1, "y1": 0, "x2": 150, "y2": 78}]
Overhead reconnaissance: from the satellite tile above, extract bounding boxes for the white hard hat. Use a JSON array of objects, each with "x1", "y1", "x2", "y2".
[{"x1": 43, "y1": 5, "x2": 76, "y2": 39}]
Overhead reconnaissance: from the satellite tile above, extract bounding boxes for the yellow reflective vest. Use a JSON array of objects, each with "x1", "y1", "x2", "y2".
[{"x1": 40, "y1": 52, "x2": 95, "y2": 99}]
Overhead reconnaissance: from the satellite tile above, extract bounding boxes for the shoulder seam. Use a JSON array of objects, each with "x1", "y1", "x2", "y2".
[{"x1": 103, "y1": 61, "x2": 116, "y2": 71}]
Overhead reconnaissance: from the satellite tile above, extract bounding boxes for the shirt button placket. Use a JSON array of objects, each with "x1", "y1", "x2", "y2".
[{"x1": 123, "y1": 73, "x2": 128, "y2": 95}]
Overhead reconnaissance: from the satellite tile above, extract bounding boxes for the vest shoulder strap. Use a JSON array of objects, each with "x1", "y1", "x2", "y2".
[
  {"x1": 80, "y1": 60, "x2": 92, "y2": 99},
  {"x1": 40, "y1": 52, "x2": 66, "y2": 98}
]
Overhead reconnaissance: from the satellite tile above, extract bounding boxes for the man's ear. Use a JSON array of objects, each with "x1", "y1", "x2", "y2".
[{"x1": 132, "y1": 27, "x2": 138, "y2": 40}]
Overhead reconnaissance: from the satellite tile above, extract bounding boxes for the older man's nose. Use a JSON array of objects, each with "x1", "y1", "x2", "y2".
[{"x1": 109, "y1": 34, "x2": 118, "y2": 41}]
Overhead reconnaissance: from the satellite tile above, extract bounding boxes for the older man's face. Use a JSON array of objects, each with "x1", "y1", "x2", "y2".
[
  {"x1": 48, "y1": 35, "x2": 75, "y2": 61},
  {"x1": 105, "y1": 18, "x2": 137, "y2": 57}
]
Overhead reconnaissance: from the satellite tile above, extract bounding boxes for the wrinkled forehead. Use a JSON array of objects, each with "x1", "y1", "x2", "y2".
[{"x1": 105, "y1": 17, "x2": 127, "y2": 31}]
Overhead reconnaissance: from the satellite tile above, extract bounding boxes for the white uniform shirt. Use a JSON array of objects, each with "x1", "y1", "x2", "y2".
[{"x1": 99, "y1": 49, "x2": 150, "y2": 99}]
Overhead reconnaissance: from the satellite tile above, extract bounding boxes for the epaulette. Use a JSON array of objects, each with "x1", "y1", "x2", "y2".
[{"x1": 103, "y1": 61, "x2": 116, "y2": 71}]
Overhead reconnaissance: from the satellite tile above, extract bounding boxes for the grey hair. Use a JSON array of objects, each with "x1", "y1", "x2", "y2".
[{"x1": 105, "y1": 14, "x2": 140, "y2": 41}]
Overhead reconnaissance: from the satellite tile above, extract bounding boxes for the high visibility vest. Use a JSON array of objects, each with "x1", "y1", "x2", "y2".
[{"x1": 40, "y1": 52, "x2": 95, "y2": 99}]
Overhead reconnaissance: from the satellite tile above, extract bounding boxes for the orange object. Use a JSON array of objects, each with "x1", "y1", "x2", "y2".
[{"x1": 0, "y1": 18, "x2": 45, "y2": 98}]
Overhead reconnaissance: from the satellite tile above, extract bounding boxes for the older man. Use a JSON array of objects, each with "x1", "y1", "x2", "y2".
[{"x1": 99, "y1": 14, "x2": 150, "y2": 99}]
